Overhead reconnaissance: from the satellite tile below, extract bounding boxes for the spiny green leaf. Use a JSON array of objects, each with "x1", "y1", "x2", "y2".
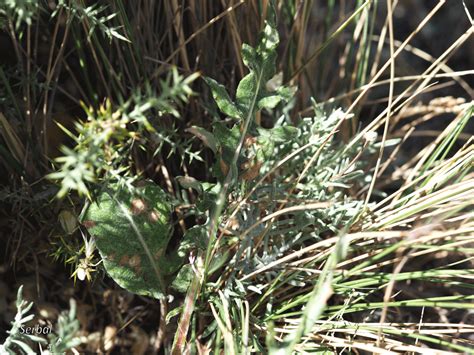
[
  {"x1": 212, "y1": 122, "x2": 242, "y2": 166},
  {"x1": 236, "y1": 73, "x2": 259, "y2": 116},
  {"x1": 204, "y1": 12, "x2": 298, "y2": 185},
  {"x1": 257, "y1": 126, "x2": 299, "y2": 160},
  {"x1": 257, "y1": 126, "x2": 299, "y2": 142},
  {"x1": 204, "y1": 77, "x2": 241, "y2": 119},
  {"x1": 241, "y1": 44, "x2": 258, "y2": 70},
  {"x1": 276, "y1": 85, "x2": 297, "y2": 102},
  {"x1": 235, "y1": 18, "x2": 287, "y2": 118},
  {"x1": 257, "y1": 94, "x2": 283, "y2": 110}
]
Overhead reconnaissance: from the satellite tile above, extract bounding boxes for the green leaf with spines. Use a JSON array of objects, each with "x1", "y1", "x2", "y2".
[
  {"x1": 257, "y1": 126, "x2": 299, "y2": 142},
  {"x1": 212, "y1": 122, "x2": 242, "y2": 166},
  {"x1": 204, "y1": 77, "x2": 242, "y2": 119},
  {"x1": 202, "y1": 2, "x2": 296, "y2": 184},
  {"x1": 211, "y1": 122, "x2": 243, "y2": 181},
  {"x1": 257, "y1": 94, "x2": 283, "y2": 110},
  {"x1": 205, "y1": 0, "x2": 293, "y2": 126},
  {"x1": 256, "y1": 126, "x2": 299, "y2": 161}
]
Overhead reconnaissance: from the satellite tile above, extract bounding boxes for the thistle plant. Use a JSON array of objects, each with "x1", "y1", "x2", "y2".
[{"x1": 164, "y1": 3, "x2": 380, "y2": 352}]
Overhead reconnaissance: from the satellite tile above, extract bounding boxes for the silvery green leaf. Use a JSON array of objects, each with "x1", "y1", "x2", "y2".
[
  {"x1": 204, "y1": 77, "x2": 241, "y2": 119},
  {"x1": 257, "y1": 95, "x2": 283, "y2": 110}
]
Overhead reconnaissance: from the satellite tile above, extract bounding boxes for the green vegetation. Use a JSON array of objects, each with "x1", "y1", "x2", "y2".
[
  {"x1": 83, "y1": 181, "x2": 178, "y2": 299},
  {"x1": 0, "y1": 286, "x2": 81, "y2": 354},
  {"x1": 1, "y1": 0, "x2": 473, "y2": 353}
]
